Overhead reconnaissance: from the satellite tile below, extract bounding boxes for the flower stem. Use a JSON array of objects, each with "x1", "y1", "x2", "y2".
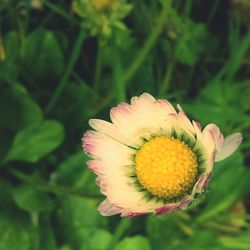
[
  {"x1": 107, "y1": 219, "x2": 132, "y2": 250},
  {"x1": 113, "y1": 48, "x2": 126, "y2": 102},
  {"x1": 93, "y1": 43, "x2": 103, "y2": 93},
  {"x1": 124, "y1": 0, "x2": 172, "y2": 85},
  {"x1": 43, "y1": 0, "x2": 78, "y2": 23},
  {"x1": 8, "y1": 168, "x2": 102, "y2": 199},
  {"x1": 160, "y1": 60, "x2": 175, "y2": 94},
  {"x1": 45, "y1": 29, "x2": 86, "y2": 114}
]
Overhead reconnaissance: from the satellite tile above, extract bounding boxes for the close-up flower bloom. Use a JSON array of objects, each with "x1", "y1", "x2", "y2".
[{"x1": 82, "y1": 93, "x2": 242, "y2": 217}]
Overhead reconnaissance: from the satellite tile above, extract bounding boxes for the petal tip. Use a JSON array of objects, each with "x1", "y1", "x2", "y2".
[{"x1": 215, "y1": 132, "x2": 243, "y2": 162}]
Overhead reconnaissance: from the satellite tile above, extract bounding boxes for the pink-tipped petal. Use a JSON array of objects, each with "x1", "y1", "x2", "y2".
[
  {"x1": 176, "y1": 104, "x2": 195, "y2": 134},
  {"x1": 215, "y1": 133, "x2": 242, "y2": 162},
  {"x1": 88, "y1": 119, "x2": 128, "y2": 145},
  {"x1": 121, "y1": 211, "x2": 147, "y2": 218},
  {"x1": 193, "y1": 173, "x2": 212, "y2": 194},
  {"x1": 82, "y1": 130, "x2": 135, "y2": 162},
  {"x1": 155, "y1": 204, "x2": 180, "y2": 215},
  {"x1": 96, "y1": 177, "x2": 108, "y2": 194},
  {"x1": 155, "y1": 196, "x2": 192, "y2": 215},
  {"x1": 109, "y1": 93, "x2": 175, "y2": 146},
  {"x1": 155, "y1": 99, "x2": 177, "y2": 115},
  {"x1": 98, "y1": 199, "x2": 123, "y2": 216},
  {"x1": 201, "y1": 128, "x2": 216, "y2": 153},
  {"x1": 192, "y1": 120, "x2": 202, "y2": 135},
  {"x1": 203, "y1": 124, "x2": 224, "y2": 152},
  {"x1": 130, "y1": 92, "x2": 156, "y2": 105},
  {"x1": 87, "y1": 160, "x2": 105, "y2": 175},
  {"x1": 168, "y1": 113, "x2": 196, "y2": 142}
]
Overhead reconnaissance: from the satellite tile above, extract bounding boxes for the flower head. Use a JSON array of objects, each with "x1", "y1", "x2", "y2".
[
  {"x1": 91, "y1": 0, "x2": 117, "y2": 10},
  {"x1": 72, "y1": 0, "x2": 132, "y2": 42},
  {"x1": 82, "y1": 93, "x2": 242, "y2": 217}
]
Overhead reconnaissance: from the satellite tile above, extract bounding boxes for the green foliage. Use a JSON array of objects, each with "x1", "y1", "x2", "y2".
[
  {"x1": 38, "y1": 215, "x2": 57, "y2": 250},
  {"x1": 4, "y1": 120, "x2": 64, "y2": 163},
  {"x1": 0, "y1": 210, "x2": 33, "y2": 250},
  {"x1": 0, "y1": 0, "x2": 250, "y2": 249},
  {"x1": 11, "y1": 184, "x2": 54, "y2": 213},
  {"x1": 219, "y1": 231, "x2": 250, "y2": 250},
  {"x1": 198, "y1": 152, "x2": 250, "y2": 222},
  {"x1": 175, "y1": 20, "x2": 215, "y2": 66},
  {"x1": 184, "y1": 80, "x2": 250, "y2": 130},
  {"x1": 0, "y1": 84, "x2": 43, "y2": 131},
  {"x1": 147, "y1": 215, "x2": 185, "y2": 249},
  {"x1": 21, "y1": 29, "x2": 65, "y2": 82},
  {"x1": 0, "y1": 32, "x2": 20, "y2": 82},
  {"x1": 114, "y1": 236, "x2": 151, "y2": 250},
  {"x1": 55, "y1": 196, "x2": 106, "y2": 249}
]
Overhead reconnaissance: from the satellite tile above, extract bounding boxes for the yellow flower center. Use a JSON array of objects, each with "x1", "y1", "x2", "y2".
[{"x1": 135, "y1": 136, "x2": 198, "y2": 199}]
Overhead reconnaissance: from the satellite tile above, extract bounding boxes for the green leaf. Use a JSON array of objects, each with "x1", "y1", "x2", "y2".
[
  {"x1": 57, "y1": 196, "x2": 101, "y2": 229},
  {"x1": 39, "y1": 215, "x2": 57, "y2": 250},
  {"x1": 183, "y1": 81, "x2": 249, "y2": 130},
  {"x1": 55, "y1": 196, "x2": 105, "y2": 249},
  {"x1": 147, "y1": 215, "x2": 222, "y2": 250},
  {"x1": 219, "y1": 231, "x2": 250, "y2": 249},
  {"x1": 147, "y1": 215, "x2": 185, "y2": 250},
  {"x1": 115, "y1": 236, "x2": 151, "y2": 250},
  {"x1": 0, "y1": 32, "x2": 20, "y2": 82},
  {"x1": 0, "y1": 178, "x2": 14, "y2": 209},
  {"x1": 4, "y1": 120, "x2": 64, "y2": 163},
  {"x1": 0, "y1": 210, "x2": 32, "y2": 250},
  {"x1": 21, "y1": 29, "x2": 64, "y2": 81},
  {"x1": 57, "y1": 151, "x2": 92, "y2": 188},
  {"x1": 86, "y1": 229, "x2": 112, "y2": 250},
  {"x1": 54, "y1": 82, "x2": 94, "y2": 133},
  {"x1": 0, "y1": 84, "x2": 43, "y2": 131},
  {"x1": 59, "y1": 245, "x2": 72, "y2": 250},
  {"x1": 197, "y1": 151, "x2": 250, "y2": 222},
  {"x1": 180, "y1": 231, "x2": 222, "y2": 250},
  {"x1": 175, "y1": 19, "x2": 216, "y2": 66},
  {"x1": 11, "y1": 184, "x2": 54, "y2": 213}
]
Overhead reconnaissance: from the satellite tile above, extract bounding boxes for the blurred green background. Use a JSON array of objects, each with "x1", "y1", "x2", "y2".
[{"x1": 0, "y1": 0, "x2": 250, "y2": 249}]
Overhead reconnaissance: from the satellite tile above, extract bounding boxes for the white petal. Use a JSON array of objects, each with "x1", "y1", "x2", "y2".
[
  {"x1": 97, "y1": 173, "x2": 162, "y2": 213},
  {"x1": 192, "y1": 120, "x2": 202, "y2": 135},
  {"x1": 167, "y1": 114, "x2": 196, "y2": 144},
  {"x1": 176, "y1": 104, "x2": 195, "y2": 135},
  {"x1": 131, "y1": 92, "x2": 155, "y2": 104},
  {"x1": 156, "y1": 99, "x2": 177, "y2": 115},
  {"x1": 82, "y1": 131, "x2": 134, "y2": 167},
  {"x1": 193, "y1": 124, "x2": 216, "y2": 174},
  {"x1": 110, "y1": 93, "x2": 174, "y2": 147},
  {"x1": 88, "y1": 119, "x2": 129, "y2": 145},
  {"x1": 98, "y1": 199, "x2": 123, "y2": 216},
  {"x1": 215, "y1": 133, "x2": 242, "y2": 162},
  {"x1": 203, "y1": 124, "x2": 224, "y2": 152},
  {"x1": 82, "y1": 130, "x2": 161, "y2": 213}
]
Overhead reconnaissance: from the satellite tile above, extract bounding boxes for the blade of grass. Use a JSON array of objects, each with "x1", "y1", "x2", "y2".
[
  {"x1": 43, "y1": 0, "x2": 78, "y2": 24},
  {"x1": 113, "y1": 48, "x2": 126, "y2": 102},
  {"x1": 107, "y1": 219, "x2": 132, "y2": 250},
  {"x1": 159, "y1": 60, "x2": 175, "y2": 94},
  {"x1": 124, "y1": 0, "x2": 173, "y2": 86},
  {"x1": 93, "y1": 42, "x2": 103, "y2": 93},
  {"x1": 45, "y1": 29, "x2": 86, "y2": 114},
  {"x1": 214, "y1": 23, "x2": 250, "y2": 81}
]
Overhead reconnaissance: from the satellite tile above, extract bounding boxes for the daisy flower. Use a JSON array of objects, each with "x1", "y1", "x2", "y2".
[{"x1": 82, "y1": 93, "x2": 242, "y2": 217}]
